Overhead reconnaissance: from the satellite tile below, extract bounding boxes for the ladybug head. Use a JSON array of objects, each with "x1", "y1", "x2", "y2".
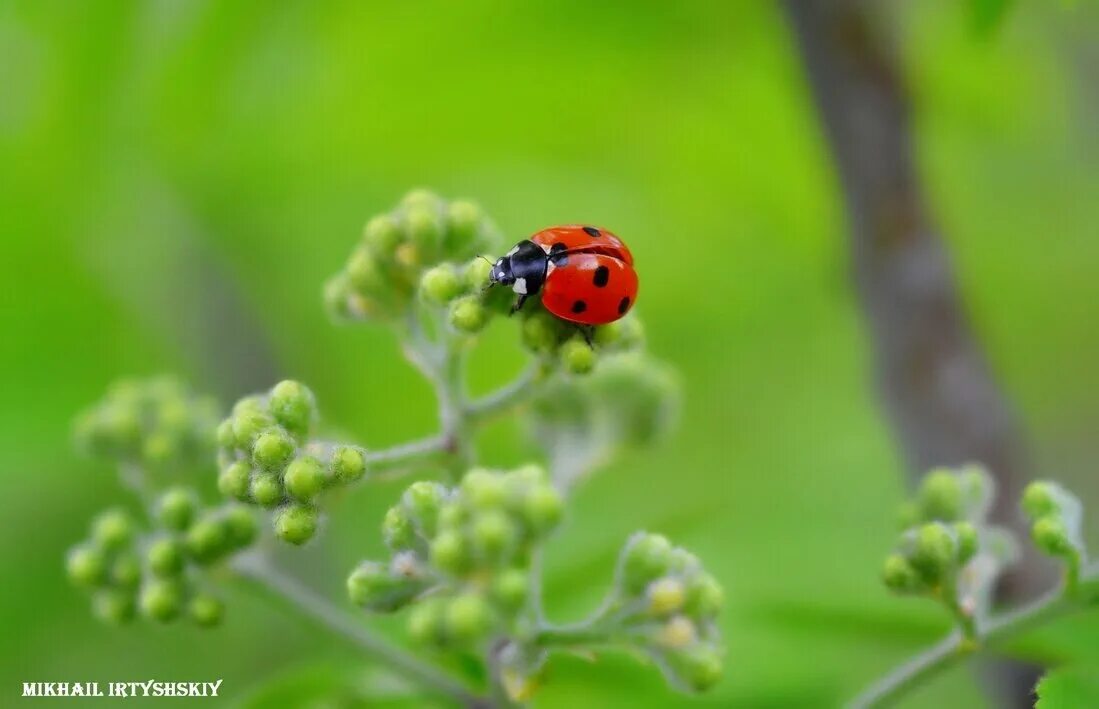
[{"x1": 488, "y1": 256, "x2": 515, "y2": 286}]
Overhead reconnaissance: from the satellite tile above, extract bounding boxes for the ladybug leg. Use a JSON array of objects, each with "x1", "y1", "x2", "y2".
[
  {"x1": 509, "y1": 295, "x2": 528, "y2": 316},
  {"x1": 579, "y1": 324, "x2": 595, "y2": 349}
]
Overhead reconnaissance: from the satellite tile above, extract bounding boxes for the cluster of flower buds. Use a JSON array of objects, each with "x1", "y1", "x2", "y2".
[
  {"x1": 1022, "y1": 481, "x2": 1087, "y2": 573},
  {"x1": 882, "y1": 466, "x2": 1016, "y2": 632},
  {"x1": 347, "y1": 465, "x2": 563, "y2": 649},
  {"x1": 326, "y1": 189, "x2": 502, "y2": 322},
  {"x1": 66, "y1": 489, "x2": 256, "y2": 627},
  {"x1": 74, "y1": 377, "x2": 219, "y2": 474},
  {"x1": 216, "y1": 380, "x2": 366, "y2": 545}
]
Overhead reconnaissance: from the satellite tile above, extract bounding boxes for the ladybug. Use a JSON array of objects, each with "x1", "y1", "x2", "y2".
[{"x1": 487, "y1": 225, "x2": 638, "y2": 326}]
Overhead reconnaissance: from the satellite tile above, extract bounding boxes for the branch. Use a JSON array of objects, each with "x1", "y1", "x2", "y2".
[
  {"x1": 465, "y1": 364, "x2": 543, "y2": 424},
  {"x1": 231, "y1": 552, "x2": 490, "y2": 708}
]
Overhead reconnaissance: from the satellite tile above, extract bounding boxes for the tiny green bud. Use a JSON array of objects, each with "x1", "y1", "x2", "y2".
[
  {"x1": 407, "y1": 207, "x2": 443, "y2": 258},
  {"x1": 142, "y1": 431, "x2": 178, "y2": 468},
  {"x1": 522, "y1": 484, "x2": 563, "y2": 534},
  {"x1": 331, "y1": 446, "x2": 366, "y2": 484},
  {"x1": 147, "y1": 537, "x2": 186, "y2": 578},
  {"x1": 647, "y1": 577, "x2": 686, "y2": 616},
  {"x1": 461, "y1": 469, "x2": 507, "y2": 509},
  {"x1": 919, "y1": 469, "x2": 962, "y2": 522},
  {"x1": 188, "y1": 593, "x2": 224, "y2": 628},
  {"x1": 1032, "y1": 516, "x2": 1073, "y2": 557},
  {"x1": 430, "y1": 530, "x2": 471, "y2": 575},
  {"x1": 421, "y1": 265, "x2": 463, "y2": 305},
  {"x1": 250, "y1": 472, "x2": 283, "y2": 508},
  {"x1": 464, "y1": 257, "x2": 493, "y2": 291},
  {"x1": 276, "y1": 504, "x2": 318, "y2": 545},
  {"x1": 402, "y1": 188, "x2": 441, "y2": 210},
  {"x1": 252, "y1": 430, "x2": 295, "y2": 471},
  {"x1": 592, "y1": 320, "x2": 622, "y2": 348},
  {"x1": 185, "y1": 518, "x2": 230, "y2": 563},
  {"x1": 91, "y1": 509, "x2": 134, "y2": 551},
  {"x1": 449, "y1": 296, "x2": 488, "y2": 333},
  {"x1": 67, "y1": 545, "x2": 108, "y2": 588},
  {"x1": 655, "y1": 616, "x2": 698, "y2": 649},
  {"x1": 616, "y1": 317, "x2": 645, "y2": 349},
  {"x1": 684, "y1": 573, "x2": 724, "y2": 619},
  {"x1": 910, "y1": 523, "x2": 957, "y2": 582},
  {"x1": 223, "y1": 506, "x2": 258, "y2": 548},
  {"x1": 348, "y1": 247, "x2": 388, "y2": 296},
  {"x1": 140, "y1": 580, "x2": 184, "y2": 622},
  {"x1": 111, "y1": 553, "x2": 142, "y2": 589},
  {"x1": 347, "y1": 560, "x2": 423, "y2": 612},
  {"x1": 284, "y1": 455, "x2": 328, "y2": 501},
  {"x1": 383, "y1": 506, "x2": 417, "y2": 551},
  {"x1": 404, "y1": 482, "x2": 445, "y2": 538},
  {"x1": 269, "y1": 380, "x2": 315, "y2": 439},
  {"x1": 218, "y1": 461, "x2": 252, "y2": 502},
  {"x1": 471, "y1": 509, "x2": 517, "y2": 560},
  {"x1": 560, "y1": 338, "x2": 595, "y2": 375},
  {"x1": 882, "y1": 553, "x2": 922, "y2": 593},
  {"x1": 216, "y1": 419, "x2": 235, "y2": 449},
  {"x1": 408, "y1": 597, "x2": 446, "y2": 646},
  {"x1": 232, "y1": 409, "x2": 275, "y2": 449},
  {"x1": 491, "y1": 568, "x2": 529, "y2": 612},
  {"x1": 444, "y1": 593, "x2": 494, "y2": 644},
  {"x1": 664, "y1": 645, "x2": 723, "y2": 693},
  {"x1": 158, "y1": 487, "x2": 199, "y2": 530},
  {"x1": 521, "y1": 311, "x2": 561, "y2": 353},
  {"x1": 93, "y1": 589, "x2": 136, "y2": 625},
  {"x1": 955, "y1": 522, "x2": 979, "y2": 564},
  {"x1": 446, "y1": 200, "x2": 482, "y2": 251},
  {"x1": 1022, "y1": 481, "x2": 1059, "y2": 520},
  {"x1": 621, "y1": 533, "x2": 674, "y2": 594},
  {"x1": 364, "y1": 214, "x2": 403, "y2": 257}
]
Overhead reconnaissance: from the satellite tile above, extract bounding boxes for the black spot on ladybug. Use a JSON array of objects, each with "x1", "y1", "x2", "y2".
[
  {"x1": 618, "y1": 297, "x2": 630, "y2": 315},
  {"x1": 549, "y1": 242, "x2": 568, "y2": 266},
  {"x1": 593, "y1": 265, "x2": 610, "y2": 287},
  {"x1": 582, "y1": 226, "x2": 600, "y2": 238},
  {"x1": 571, "y1": 300, "x2": 587, "y2": 314}
]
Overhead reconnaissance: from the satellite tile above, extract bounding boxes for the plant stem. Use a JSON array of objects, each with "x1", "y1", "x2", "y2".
[
  {"x1": 851, "y1": 569, "x2": 1099, "y2": 708},
  {"x1": 231, "y1": 552, "x2": 489, "y2": 708},
  {"x1": 465, "y1": 364, "x2": 542, "y2": 424}
]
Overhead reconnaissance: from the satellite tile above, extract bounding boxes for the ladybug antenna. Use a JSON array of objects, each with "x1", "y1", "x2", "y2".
[{"x1": 478, "y1": 255, "x2": 494, "y2": 265}]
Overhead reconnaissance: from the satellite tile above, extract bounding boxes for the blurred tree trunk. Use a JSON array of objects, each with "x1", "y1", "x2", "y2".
[{"x1": 781, "y1": 0, "x2": 1048, "y2": 705}]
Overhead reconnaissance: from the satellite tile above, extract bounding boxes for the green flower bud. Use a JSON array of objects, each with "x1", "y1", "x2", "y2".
[
  {"x1": 918, "y1": 469, "x2": 962, "y2": 522},
  {"x1": 111, "y1": 553, "x2": 142, "y2": 589},
  {"x1": 106, "y1": 408, "x2": 142, "y2": 455},
  {"x1": 621, "y1": 533, "x2": 674, "y2": 594},
  {"x1": 157, "y1": 487, "x2": 199, "y2": 531},
  {"x1": 252, "y1": 430, "x2": 295, "y2": 471},
  {"x1": 522, "y1": 484, "x2": 563, "y2": 534},
  {"x1": 142, "y1": 431, "x2": 178, "y2": 468},
  {"x1": 421, "y1": 265, "x2": 464, "y2": 305},
  {"x1": 347, "y1": 561, "x2": 424, "y2": 612},
  {"x1": 404, "y1": 482, "x2": 445, "y2": 538},
  {"x1": 910, "y1": 523, "x2": 957, "y2": 582},
  {"x1": 683, "y1": 573, "x2": 724, "y2": 619},
  {"x1": 140, "y1": 580, "x2": 184, "y2": 622},
  {"x1": 407, "y1": 207, "x2": 443, "y2": 258},
  {"x1": 186, "y1": 518, "x2": 230, "y2": 563},
  {"x1": 275, "y1": 504, "x2": 318, "y2": 545},
  {"x1": 616, "y1": 317, "x2": 645, "y2": 349},
  {"x1": 449, "y1": 296, "x2": 488, "y2": 333},
  {"x1": 655, "y1": 616, "x2": 698, "y2": 650},
  {"x1": 955, "y1": 522, "x2": 979, "y2": 564},
  {"x1": 331, "y1": 446, "x2": 366, "y2": 484},
  {"x1": 324, "y1": 274, "x2": 354, "y2": 319},
  {"x1": 491, "y1": 568, "x2": 529, "y2": 612},
  {"x1": 446, "y1": 200, "x2": 482, "y2": 252},
  {"x1": 284, "y1": 455, "x2": 328, "y2": 501},
  {"x1": 232, "y1": 409, "x2": 275, "y2": 449},
  {"x1": 444, "y1": 593, "x2": 494, "y2": 644},
  {"x1": 592, "y1": 320, "x2": 622, "y2": 348},
  {"x1": 560, "y1": 338, "x2": 595, "y2": 374},
  {"x1": 347, "y1": 247, "x2": 388, "y2": 296},
  {"x1": 216, "y1": 420, "x2": 235, "y2": 449},
  {"x1": 147, "y1": 537, "x2": 186, "y2": 578},
  {"x1": 471, "y1": 509, "x2": 517, "y2": 561},
  {"x1": 882, "y1": 553, "x2": 922, "y2": 593},
  {"x1": 91, "y1": 509, "x2": 134, "y2": 551},
  {"x1": 250, "y1": 472, "x2": 283, "y2": 508},
  {"x1": 269, "y1": 380, "x2": 315, "y2": 439},
  {"x1": 363, "y1": 214, "x2": 403, "y2": 257},
  {"x1": 383, "y1": 506, "x2": 417, "y2": 551},
  {"x1": 218, "y1": 461, "x2": 252, "y2": 502},
  {"x1": 461, "y1": 468, "x2": 507, "y2": 509},
  {"x1": 663, "y1": 645, "x2": 723, "y2": 693},
  {"x1": 188, "y1": 594, "x2": 224, "y2": 628},
  {"x1": 93, "y1": 589, "x2": 136, "y2": 625},
  {"x1": 223, "y1": 506, "x2": 258, "y2": 548},
  {"x1": 647, "y1": 577, "x2": 686, "y2": 616},
  {"x1": 67, "y1": 545, "x2": 108, "y2": 588},
  {"x1": 430, "y1": 530, "x2": 471, "y2": 575},
  {"x1": 408, "y1": 597, "x2": 447, "y2": 646},
  {"x1": 521, "y1": 311, "x2": 562, "y2": 354},
  {"x1": 510, "y1": 463, "x2": 548, "y2": 486},
  {"x1": 463, "y1": 257, "x2": 493, "y2": 292},
  {"x1": 402, "y1": 188, "x2": 442, "y2": 210},
  {"x1": 1032, "y1": 516, "x2": 1073, "y2": 557},
  {"x1": 1022, "y1": 481, "x2": 1059, "y2": 520}
]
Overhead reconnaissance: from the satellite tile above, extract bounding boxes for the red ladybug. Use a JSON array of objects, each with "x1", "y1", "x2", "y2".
[{"x1": 488, "y1": 225, "x2": 638, "y2": 326}]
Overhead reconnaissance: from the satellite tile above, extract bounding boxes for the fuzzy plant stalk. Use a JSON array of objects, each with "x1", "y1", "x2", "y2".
[
  {"x1": 66, "y1": 189, "x2": 724, "y2": 707},
  {"x1": 853, "y1": 467, "x2": 1099, "y2": 708}
]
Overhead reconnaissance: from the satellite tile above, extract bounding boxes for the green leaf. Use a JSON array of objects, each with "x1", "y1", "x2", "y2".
[
  {"x1": 1036, "y1": 666, "x2": 1099, "y2": 709},
  {"x1": 968, "y1": 0, "x2": 1016, "y2": 38}
]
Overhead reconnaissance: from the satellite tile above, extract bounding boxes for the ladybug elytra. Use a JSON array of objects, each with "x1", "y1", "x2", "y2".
[{"x1": 488, "y1": 225, "x2": 638, "y2": 326}]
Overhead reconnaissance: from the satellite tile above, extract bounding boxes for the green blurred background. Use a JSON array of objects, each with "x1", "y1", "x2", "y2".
[{"x1": 2, "y1": 1, "x2": 1097, "y2": 706}]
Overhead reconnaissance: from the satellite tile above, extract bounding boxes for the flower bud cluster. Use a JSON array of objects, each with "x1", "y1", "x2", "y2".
[
  {"x1": 326, "y1": 190, "x2": 502, "y2": 322},
  {"x1": 216, "y1": 380, "x2": 366, "y2": 545},
  {"x1": 608, "y1": 532, "x2": 725, "y2": 693},
  {"x1": 66, "y1": 489, "x2": 256, "y2": 627},
  {"x1": 74, "y1": 377, "x2": 219, "y2": 473},
  {"x1": 897, "y1": 464, "x2": 993, "y2": 528},
  {"x1": 1022, "y1": 481, "x2": 1087, "y2": 565},
  {"x1": 347, "y1": 465, "x2": 563, "y2": 650}
]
